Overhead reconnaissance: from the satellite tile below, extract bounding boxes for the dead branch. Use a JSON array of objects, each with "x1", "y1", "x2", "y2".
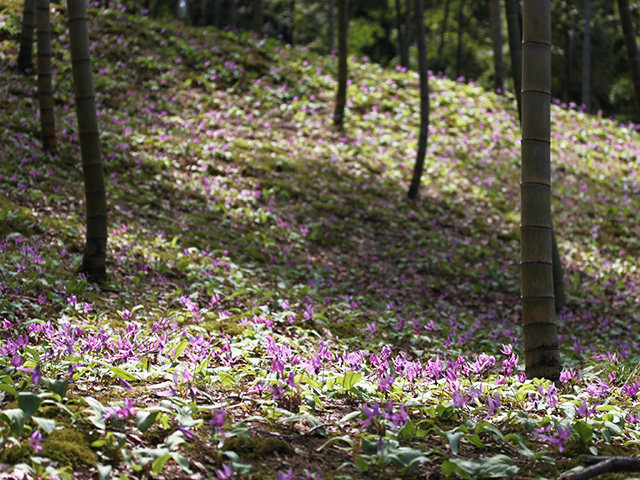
[{"x1": 564, "y1": 455, "x2": 640, "y2": 480}]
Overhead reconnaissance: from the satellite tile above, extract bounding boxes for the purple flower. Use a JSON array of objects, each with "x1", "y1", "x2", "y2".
[
  {"x1": 210, "y1": 409, "x2": 226, "y2": 429},
  {"x1": 451, "y1": 391, "x2": 468, "y2": 408},
  {"x1": 216, "y1": 463, "x2": 234, "y2": 479},
  {"x1": 277, "y1": 468, "x2": 295, "y2": 480},
  {"x1": 360, "y1": 402, "x2": 381, "y2": 428},
  {"x1": 623, "y1": 379, "x2": 639, "y2": 397},
  {"x1": 575, "y1": 399, "x2": 596, "y2": 418},
  {"x1": 487, "y1": 393, "x2": 500, "y2": 413},
  {"x1": 30, "y1": 429, "x2": 42, "y2": 452},
  {"x1": 559, "y1": 369, "x2": 576, "y2": 383}
]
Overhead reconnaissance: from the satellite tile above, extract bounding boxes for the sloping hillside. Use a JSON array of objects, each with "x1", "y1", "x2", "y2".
[{"x1": 1, "y1": 2, "x2": 640, "y2": 479}]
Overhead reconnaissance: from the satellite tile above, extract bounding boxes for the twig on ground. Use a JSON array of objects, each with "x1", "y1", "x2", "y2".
[{"x1": 564, "y1": 455, "x2": 640, "y2": 480}]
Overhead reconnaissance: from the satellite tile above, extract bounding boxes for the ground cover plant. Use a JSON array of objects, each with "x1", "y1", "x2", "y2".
[{"x1": 1, "y1": 2, "x2": 640, "y2": 479}]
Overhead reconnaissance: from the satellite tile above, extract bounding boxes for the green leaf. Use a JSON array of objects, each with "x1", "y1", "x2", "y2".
[
  {"x1": 136, "y1": 411, "x2": 160, "y2": 433},
  {"x1": 42, "y1": 378, "x2": 69, "y2": 399},
  {"x1": 397, "y1": 420, "x2": 416, "y2": 441},
  {"x1": 32, "y1": 416, "x2": 56, "y2": 434},
  {"x1": 110, "y1": 367, "x2": 136, "y2": 382},
  {"x1": 173, "y1": 339, "x2": 189, "y2": 359},
  {"x1": 337, "y1": 372, "x2": 361, "y2": 390},
  {"x1": 354, "y1": 458, "x2": 370, "y2": 472},
  {"x1": 18, "y1": 392, "x2": 41, "y2": 419},
  {"x1": 97, "y1": 463, "x2": 112, "y2": 480},
  {"x1": 573, "y1": 421, "x2": 593, "y2": 443},
  {"x1": 0, "y1": 384, "x2": 18, "y2": 398},
  {"x1": 2, "y1": 408, "x2": 26, "y2": 436},
  {"x1": 446, "y1": 431, "x2": 463, "y2": 455},
  {"x1": 151, "y1": 454, "x2": 172, "y2": 475}
]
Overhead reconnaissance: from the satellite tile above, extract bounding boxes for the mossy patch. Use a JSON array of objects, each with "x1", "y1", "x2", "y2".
[
  {"x1": 223, "y1": 436, "x2": 293, "y2": 460},
  {"x1": 0, "y1": 428, "x2": 97, "y2": 468}
]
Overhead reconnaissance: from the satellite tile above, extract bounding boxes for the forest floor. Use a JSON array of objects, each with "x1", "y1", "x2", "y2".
[{"x1": 2, "y1": 2, "x2": 640, "y2": 479}]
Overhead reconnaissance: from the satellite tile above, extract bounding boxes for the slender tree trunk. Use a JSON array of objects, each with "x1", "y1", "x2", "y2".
[
  {"x1": 408, "y1": 0, "x2": 429, "y2": 199},
  {"x1": 213, "y1": 0, "x2": 221, "y2": 28},
  {"x1": 18, "y1": 0, "x2": 36, "y2": 74},
  {"x1": 521, "y1": 0, "x2": 562, "y2": 381},
  {"x1": 395, "y1": 0, "x2": 409, "y2": 67},
  {"x1": 36, "y1": 0, "x2": 57, "y2": 153},
  {"x1": 404, "y1": 0, "x2": 411, "y2": 63},
  {"x1": 68, "y1": 0, "x2": 108, "y2": 281},
  {"x1": 563, "y1": 25, "x2": 574, "y2": 104},
  {"x1": 253, "y1": 0, "x2": 263, "y2": 36},
  {"x1": 617, "y1": 0, "x2": 640, "y2": 117},
  {"x1": 489, "y1": 0, "x2": 504, "y2": 93},
  {"x1": 456, "y1": 0, "x2": 465, "y2": 78},
  {"x1": 581, "y1": 0, "x2": 592, "y2": 112},
  {"x1": 436, "y1": 0, "x2": 450, "y2": 68},
  {"x1": 504, "y1": 0, "x2": 522, "y2": 120},
  {"x1": 329, "y1": 0, "x2": 335, "y2": 53},
  {"x1": 229, "y1": 0, "x2": 237, "y2": 29},
  {"x1": 552, "y1": 226, "x2": 565, "y2": 313},
  {"x1": 289, "y1": 0, "x2": 295, "y2": 44},
  {"x1": 333, "y1": 0, "x2": 348, "y2": 128}
]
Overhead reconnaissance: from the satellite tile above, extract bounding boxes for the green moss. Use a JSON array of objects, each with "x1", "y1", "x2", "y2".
[
  {"x1": 41, "y1": 429, "x2": 98, "y2": 468},
  {"x1": 0, "y1": 429, "x2": 97, "y2": 469},
  {"x1": 224, "y1": 436, "x2": 293, "y2": 460}
]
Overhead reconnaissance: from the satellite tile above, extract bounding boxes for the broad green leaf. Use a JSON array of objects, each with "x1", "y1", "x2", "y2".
[
  {"x1": 0, "y1": 384, "x2": 18, "y2": 397},
  {"x1": 136, "y1": 411, "x2": 160, "y2": 433},
  {"x1": 573, "y1": 421, "x2": 593, "y2": 443},
  {"x1": 110, "y1": 367, "x2": 136, "y2": 382},
  {"x1": 97, "y1": 463, "x2": 112, "y2": 480},
  {"x1": 397, "y1": 419, "x2": 415, "y2": 441},
  {"x1": 32, "y1": 416, "x2": 56, "y2": 434},
  {"x1": 151, "y1": 454, "x2": 172, "y2": 475},
  {"x1": 42, "y1": 378, "x2": 69, "y2": 399},
  {"x1": 446, "y1": 431, "x2": 463, "y2": 455},
  {"x1": 18, "y1": 392, "x2": 41, "y2": 419},
  {"x1": 2, "y1": 408, "x2": 26, "y2": 436},
  {"x1": 336, "y1": 372, "x2": 361, "y2": 390}
]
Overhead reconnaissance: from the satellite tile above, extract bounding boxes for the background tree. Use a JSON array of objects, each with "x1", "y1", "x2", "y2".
[
  {"x1": 504, "y1": 0, "x2": 521, "y2": 120},
  {"x1": 253, "y1": 0, "x2": 264, "y2": 36},
  {"x1": 395, "y1": 0, "x2": 409, "y2": 68},
  {"x1": 520, "y1": 0, "x2": 562, "y2": 381},
  {"x1": 333, "y1": 0, "x2": 348, "y2": 128},
  {"x1": 408, "y1": 0, "x2": 429, "y2": 199},
  {"x1": 617, "y1": 0, "x2": 640, "y2": 117},
  {"x1": 36, "y1": 0, "x2": 56, "y2": 153},
  {"x1": 68, "y1": 0, "x2": 108, "y2": 280},
  {"x1": 18, "y1": 0, "x2": 36, "y2": 74},
  {"x1": 581, "y1": 0, "x2": 592, "y2": 111},
  {"x1": 329, "y1": 0, "x2": 335, "y2": 53},
  {"x1": 489, "y1": 0, "x2": 503, "y2": 93}
]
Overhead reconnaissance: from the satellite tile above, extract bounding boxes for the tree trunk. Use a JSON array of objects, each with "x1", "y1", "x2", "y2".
[
  {"x1": 333, "y1": 0, "x2": 348, "y2": 128},
  {"x1": 489, "y1": 0, "x2": 504, "y2": 93},
  {"x1": 456, "y1": 0, "x2": 465, "y2": 78},
  {"x1": 408, "y1": 0, "x2": 429, "y2": 199},
  {"x1": 329, "y1": 0, "x2": 335, "y2": 53},
  {"x1": 404, "y1": 0, "x2": 411, "y2": 63},
  {"x1": 68, "y1": 0, "x2": 108, "y2": 281},
  {"x1": 617, "y1": 0, "x2": 640, "y2": 118},
  {"x1": 504, "y1": 0, "x2": 522, "y2": 120},
  {"x1": 520, "y1": 0, "x2": 562, "y2": 381},
  {"x1": 213, "y1": 0, "x2": 221, "y2": 28},
  {"x1": 581, "y1": 0, "x2": 592, "y2": 112},
  {"x1": 289, "y1": 0, "x2": 295, "y2": 44},
  {"x1": 563, "y1": 24, "x2": 574, "y2": 104},
  {"x1": 18, "y1": 0, "x2": 36, "y2": 74},
  {"x1": 436, "y1": 0, "x2": 450, "y2": 67},
  {"x1": 253, "y1": 0, "x2": 263, "y2": 36},
  {"x1": 395, "y1": 0, "x2": 409, "y2": 68},
  {"x1": 229, "y1": 0, "x2": 237, "y2": 30},
  {"x1": 36, "y1": 0, "x2": 56, "y2": 153}
]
